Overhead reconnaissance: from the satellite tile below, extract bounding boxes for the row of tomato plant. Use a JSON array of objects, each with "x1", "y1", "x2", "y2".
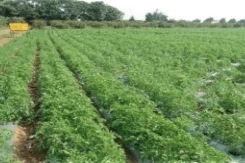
[
  {"x1": 0, "y1": 35, "x2": 35, "y2": 123},
  {"x1": 49, "y1": 30, "x2": 229, "y2": 162},
  {"x1": 0, "y1": 34, "x2": 35, "y2": 163},
  {"x1": 59, "y1": 29, "x2": 245, "y2": 158},
  {"x1": 34, "y1": 30, "x2": 126, "y2": 163}
]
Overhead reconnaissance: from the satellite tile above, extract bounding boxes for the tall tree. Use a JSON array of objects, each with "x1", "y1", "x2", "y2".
[
  {"x1": 203, "y1": 17, "x2": 214, "y2": 23},
  {"x1": 238, "y1": 19, "x2": 245, "y2": 23},
  {"x1": 129, "y1": 16, "x2": 135, "y2": 21},
  {"x1": 145, "y1": 10, "x2": 167, "y2": 22},
  {"x1": 0, "y1": 0, "x2": 124, "y2": 22},
  {"x1": 0, "y1": 1, "x2": 19, "y2": 17},
  {"x1": 104, "y1": 5, "x2": 123, "y2": 21},
  {"x1": 228, "y1": 18, "x2": 236, "y2": 23},
  {"x1": 35, "y1": 0, "x2": 65, "y2": 20},
  {"x1": 86, "y1": 1, "x2": 106, "y2": 21},
  {"x1": 219, "y1": 18, "x2": 226, "y2": 23},
  {"x1": 192, "y1": 19, "x2": 201, "y2": 23},
  {"x1": 56, "y1": 0, "x2": 89, "y2": 20},
  {"x1": 17, "y1": 0, "x2": 39, "y2": 21}
]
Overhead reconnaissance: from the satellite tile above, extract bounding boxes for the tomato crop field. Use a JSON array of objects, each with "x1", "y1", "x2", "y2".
[{"x1": 1, "y1": 28, "x2": 245, "y2": 163}]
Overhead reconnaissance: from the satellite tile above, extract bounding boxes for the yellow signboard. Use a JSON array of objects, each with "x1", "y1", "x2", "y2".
[{"x1": 9, "y1": 23, "x2": 29, "y2": 31}]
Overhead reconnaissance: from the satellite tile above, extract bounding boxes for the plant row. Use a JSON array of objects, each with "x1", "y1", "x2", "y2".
[
  {"x1": 0, "y1": 34, "x2": 35, "y2": 123},
  {"x1": 34, "y1": 30, "x2": 126, "y2": 163},
  {"x1": 0, "y1": 33, "x2": 35, "y2": 163},
  {"x1": 58, "y1": 29, "x2": 245, "y2": 157},
  {"x1": 49, "y1": 30, "x2": 229, "y2": 162}
]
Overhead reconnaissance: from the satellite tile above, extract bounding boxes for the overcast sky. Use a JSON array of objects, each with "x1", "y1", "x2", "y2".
[{"x1": 84, "y1": 0, "x2": 244, "y2": 21}]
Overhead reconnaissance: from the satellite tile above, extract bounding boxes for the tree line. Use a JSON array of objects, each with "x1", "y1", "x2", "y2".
[
  {"x1": 1, "y1": 0, "x2": 245, "y2": 28},
  {"x1": 144, "y1": 10, "x2": 245, "y2": 24},
  {"x1": 0, "y1": 0, "x2": 124, "y2": 22}
]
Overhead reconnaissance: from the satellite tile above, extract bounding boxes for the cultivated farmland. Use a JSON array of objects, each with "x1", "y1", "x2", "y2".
[{"x1": 1, "y1": 28, "x2": 245, "y2": 163}]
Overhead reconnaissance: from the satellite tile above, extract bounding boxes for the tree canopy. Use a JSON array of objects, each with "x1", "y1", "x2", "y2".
[
  {"x1": 192, "y1": 19, "x2": 201, "y2": 23},
  {"x1": 219, "y1": 18, "x2": 226, "y2": 23},
  {"x1": 145, "y1": 10, "x2": 168, "y2": 22},
  {"x1": 203, "y1": 17, "x2": 214, "y2": 23},
  {"x1": 0, "y1": 0, "x2": 124, "y2": 22},
  {"x1": 228, "y1": 18, "x2": 236, "y2": 23},
  {"x1": 129, "y1": 16, "x2": 135, "y2": 21}
]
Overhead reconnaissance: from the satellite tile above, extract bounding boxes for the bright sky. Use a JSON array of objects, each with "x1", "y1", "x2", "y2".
[{"x1": 84, "y1": 0, "x2": 245, "y2": 21}]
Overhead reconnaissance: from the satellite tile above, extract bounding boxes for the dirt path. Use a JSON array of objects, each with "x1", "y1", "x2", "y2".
[
  {"x1": 0, "y1": 29, "x2": 10, "y2": 37},
  {"x1": 13, "y1": 125, "x2": 45, "y2": 163},
  {"x1": 0, "y1": 29, "x2": 11, "y2": 46},
  {"x1": 0, "y1": 28, "x2": 26, "y2": 47},
  {"x1": 0, "y1": 37, "x2": 11, "y2": 47}
]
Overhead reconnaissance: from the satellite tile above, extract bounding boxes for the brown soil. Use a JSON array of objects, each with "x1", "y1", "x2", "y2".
[
  {"x1": 0, "y1": 29, "x2": 10, "y2": 36},
  {"x1": 13, "y1": 42, "x2": 45, "y2": 163},
  {"x1": 0, "y1": 38, "x2": 11, "y2": 47},
  {"x1": 0, "y1": 29, "x2": 27, "y2": 47},
  {"x1": 13, "y1": 125, "x2": 45, "y2": 163}
]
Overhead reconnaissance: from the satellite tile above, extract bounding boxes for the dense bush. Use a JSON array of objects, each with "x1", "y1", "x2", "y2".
[
  {"x1": 32, "y1": 20, "x2": 47, "y2": 29},
  {"x1": 0, "y1": 17, "x2": 26, "y2": 27},
  {"x1": 7, "y1": 17, "x2": 25, "y2": 23},
  {"x1": 0, "y1": 16, "x2": 7, "y2": 27},
  {"x1": 50, "y1": 20, "x2": 70, "y2": 29},
  {"x1": 66, "y1": 21, "x2": 86, "y2": 29},
  {"x1": 32, "y1": 20, "x2": 245, "y2": 29}
]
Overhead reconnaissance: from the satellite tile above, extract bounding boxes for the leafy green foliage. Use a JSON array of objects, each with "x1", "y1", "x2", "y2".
[
  {"x1": 35, "y1": 31, "x2": 126, "y2": 162},
  {"x1": 68, "y1": 29, "x2": 245, "y2": 158},
  {"x1": 50, "y1": 29, "x2": 231, "y2": 162},
  {"x1": 0, "y1": 36, "x2": 32, "y2": 162},
  {"x1": 145, "y1": 10, "x2": 168, "y2": 22},
  {"x1": 0, "y1": 0, "x2": 124, "y2": 22},
  {"x1": 32, "y1": 20, "x2": 47, "y2": 29},
  {"x1": 3, "y1": 28, "x2": 245, "y2": 162},
  {"x1": 0, "y1": 35, "x2": 35, "y2": 123},
  {"x1": 0, "y1": 16, "x2": 7, "y2": 27}
]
